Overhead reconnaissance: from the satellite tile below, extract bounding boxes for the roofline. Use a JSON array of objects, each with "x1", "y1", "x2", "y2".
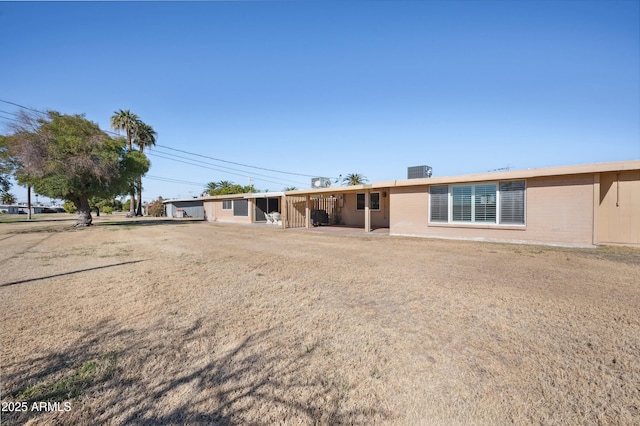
[
  {"x1": 284, "y1": 160, "x2": 640, "y2": 195},
  {"x1": 393, "y1": 160, "x2": 640, "y2": 187},
  {"x1": 162, "y1": 160, "x2": 640, "y2": 202}
]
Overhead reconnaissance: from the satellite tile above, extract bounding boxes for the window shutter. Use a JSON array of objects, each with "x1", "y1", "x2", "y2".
[
  {"x1": 452, "y1": 186, "x2": 472, "y2": 221},
  {"x1": 430, "y1": 186, "x2": 449, "y2": 222},
  {"x1": 474, "y1": 184, "x2": 497, "y2": 223},
  {"x1": 499, "y1": 181, "x2": 525, "y2": 224}
]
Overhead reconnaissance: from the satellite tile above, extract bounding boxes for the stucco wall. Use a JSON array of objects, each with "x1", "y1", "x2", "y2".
[
  {"x1": 339, "y1": 191, "x2": 390, "y2": 228},
  {"x1": 598, "y1": 171, "x2": 640, "y2": 244},
  {"x1": 390, "y1": 174, "x2": 596, "y2": 246},
  {"x1": 205, "y1": 199, "x2": 253, "y2": 224}
]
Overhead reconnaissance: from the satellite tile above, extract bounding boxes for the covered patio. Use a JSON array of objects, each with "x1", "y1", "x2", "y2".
[{"x1": 282, "y1": 183, "x2": 392, "y2": 233}]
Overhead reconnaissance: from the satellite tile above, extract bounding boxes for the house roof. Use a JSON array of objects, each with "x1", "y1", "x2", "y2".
[
  {"x1": 162, "y1": 160, "x2": 640, "y2": 203},
  {"x1": 284, "y1": 160, "x2": 640, "y2": 195}
]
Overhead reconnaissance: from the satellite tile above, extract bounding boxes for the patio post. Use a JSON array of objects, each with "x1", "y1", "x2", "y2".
[
  {"x1": 364, "y1": 189, "x2": 371, "y2": 232},
  {"x1": 305, "y1": 194, "x2": 310, "y2": 229}
]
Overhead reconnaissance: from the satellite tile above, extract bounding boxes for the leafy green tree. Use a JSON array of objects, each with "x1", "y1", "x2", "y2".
[
  {"x1": 7, "y1": 111, "x2": 149, "y2": 226},
  {"x1": 110, "y1": 109, "x2": 140, "y2": 215},
  {"x1": 133, "y1": 121, "x2": 157, "y2": 216},
  {"x1": 0, "y1": 136, "x2": 15, "y2": 201},
  {"x1": 343, "y1": 173, "x2": 368, "y2": 186},
  {"x1": 203, "y1": 180, "x2": 259, "y2": 196},
  {"x1": 283, "y1": 186, "x2": 298, "y2": 191}
]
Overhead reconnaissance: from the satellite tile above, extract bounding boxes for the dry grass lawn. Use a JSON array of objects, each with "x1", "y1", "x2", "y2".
[{"x1": 1, "y1": 215, "x2": 639, "y2": 425}]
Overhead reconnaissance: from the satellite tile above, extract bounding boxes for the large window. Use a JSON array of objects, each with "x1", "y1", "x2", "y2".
[
  {"x1": 430, "y1": 181, "x2": 525, "y2": 225},
  {"x1": 356, "y1": 192, "x2": 380, "y2": 211}
]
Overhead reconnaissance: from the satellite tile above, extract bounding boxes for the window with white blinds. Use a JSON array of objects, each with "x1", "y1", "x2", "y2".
[
  {"x1": 222, "y1": 200, "x2": 232, "y2": 210},
  {"x1": 430, "y1": 181, "x2": 525, "y2": 225},
  {"x1": 430, "y1": 186, "x2": 449, "y2": 222},
  {"x1": 499, "y1": 181, "x2": 525, "y2": 224}
]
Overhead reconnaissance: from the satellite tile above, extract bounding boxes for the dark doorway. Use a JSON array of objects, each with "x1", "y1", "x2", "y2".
[{"x1": 254, "y1": 198, "x2": 280, "y2": 222}]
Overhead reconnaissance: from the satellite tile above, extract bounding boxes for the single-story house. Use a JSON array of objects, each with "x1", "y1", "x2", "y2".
[
  {"x1": 190, "y1": 160, "x2": 640, "y2": 247},
  {"x1": 0, "y1": 204, "x2": 24, "y2": 214},
  {"x1": 202, "y1": 192, "x2": 284, "y2": 224}
]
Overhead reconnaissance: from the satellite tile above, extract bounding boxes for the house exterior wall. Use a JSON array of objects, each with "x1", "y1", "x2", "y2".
[
  {"x1": 390, "y1": 174, "x2": 596, "y2": 246},
  {"x1": 598, "y1": 170, "x2": 640, "y2": 244},
  {"x1": 338, "y1": 191, "x2": 390, "y2": 228},
  {"x1": 205, "y1": 199, "x2": 253, "y2": 224}
]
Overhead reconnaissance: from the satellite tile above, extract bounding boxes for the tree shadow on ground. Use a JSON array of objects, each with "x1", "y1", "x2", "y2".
[
  {"x1": 96, "y1": 218, "x2": 205, "y2": 228},
  {"x1": 2, "y1": 317, "x2": 390, "y2": 425}
]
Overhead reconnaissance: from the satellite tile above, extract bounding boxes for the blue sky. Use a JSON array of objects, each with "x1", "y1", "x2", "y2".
[{"x1": 1, "y1": 0, "x2": 639, "y2": 203}]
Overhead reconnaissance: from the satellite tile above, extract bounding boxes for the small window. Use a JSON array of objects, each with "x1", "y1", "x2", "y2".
[
  {"x1": 222, "y1": 200, "x2": 232, "y2": 210},
  {"x1": 370, "y1": 192, "x2": 380, "y2": 210},
  {"x1": 356, "y1": 193, "x2": 380, "y2": 210},
  {"x1": 233, "y1": 199, "x2": 248, "y2": 216}
]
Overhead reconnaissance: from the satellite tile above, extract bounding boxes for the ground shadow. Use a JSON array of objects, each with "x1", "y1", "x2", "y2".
[
  {"x1": 2, "y1": 317, "x2": 390, "y2": 425},
  {"x1": 96, "y1": 218, "x2": 205, "y2": 228},
  {"x1": 0, "y1": 260, "x2": 146, "y2": 287}
]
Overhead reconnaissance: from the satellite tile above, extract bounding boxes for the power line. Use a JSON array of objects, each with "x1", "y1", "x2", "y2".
[
  {"x1": 152, "y1": 146, "x2": 307, "y2": 186},
  {"x1": 0, "y1": 99, "x2": 47, "y2": 115},
  {"x1": 147, "y1": 152, "x2": 307, "y2": 188},
  {"x1": 0, "y1": 109, "x2": 21, "y2": 117},
  {"x1": 156, "y1": 144, "x2": 323, "y2": 178},
  {"x1": 145, "y1": 175, "x2": 207, "y2": 187},
  {"x1": 1, "y1": 98, "x2": 325, "y2": 186}
]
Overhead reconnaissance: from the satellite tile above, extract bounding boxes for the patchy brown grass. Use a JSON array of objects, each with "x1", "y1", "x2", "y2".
[{"x1": 1, "y1": 218, "x2": 639, "y2": 425}]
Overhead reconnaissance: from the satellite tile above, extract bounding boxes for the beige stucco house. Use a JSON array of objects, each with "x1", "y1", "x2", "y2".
[{"x1": 200, "y1": 160, "x2": 640, "y2": 247}]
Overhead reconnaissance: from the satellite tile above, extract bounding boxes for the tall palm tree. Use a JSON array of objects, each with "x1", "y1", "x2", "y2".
[
  {"x1": 343, "y1": 173, "x2": 368, "y2": 186},
  {"x1": 133, "y1": 121, "x2": 157, "y2": 216},
  {"x1": 110, "y1": 110, "x2": 140, "y2": 215}
]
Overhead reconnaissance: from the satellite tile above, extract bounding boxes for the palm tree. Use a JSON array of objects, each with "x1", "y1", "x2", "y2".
[
  {"x1": 110, "y1": 110, "x2": 139, "y2": 151},
  {"x1": 110, "y1": 110, "x2": 140, "y2": 215},
  {"x1": 1, "y1": 192, "x2": 16, "y2": 204},
  {"x1": 203, "y1": 181, "x2": 218, "y2": 196},
  {"x1": 217, "y1": 180, "x2": 234, "y2": 194},
  {"x1": 133, "y1": 122, "x2": 157, "y2": 216},
  {"x1": 283, "y1": 186, "x2": 298, "y2": 191},
  {"x1": 343, "y1": 173, "x2": 368, "y2": 186}
]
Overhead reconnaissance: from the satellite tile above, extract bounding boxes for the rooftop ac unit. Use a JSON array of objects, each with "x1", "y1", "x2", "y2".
[
  {"x1": 311, "y1": 177, "x2": 332, "y2": 188},
  {"x1": 407, "y1": 165, "x2": 433, "y2": 179}
]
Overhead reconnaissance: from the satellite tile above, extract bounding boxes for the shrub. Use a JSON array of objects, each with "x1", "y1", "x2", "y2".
[
  {"x1": 63, "y1": 201, "x2": 77, "y2": 213},
  {"x1": 148, "y1": 199, "x2": 164, "y2": 217}
]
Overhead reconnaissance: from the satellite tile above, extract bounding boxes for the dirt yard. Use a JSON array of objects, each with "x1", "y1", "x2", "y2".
[{"x1": 1, "y1": 215, "x2": 639, "y2": 425}]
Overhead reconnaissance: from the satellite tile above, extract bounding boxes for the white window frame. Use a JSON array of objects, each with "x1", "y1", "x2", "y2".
[
  {"x1": 222, "y1": 200, "x2": 232, "y2": 210},
  {"x1": 428, "y1": 181, "x2": 526, "y2": 226}
]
